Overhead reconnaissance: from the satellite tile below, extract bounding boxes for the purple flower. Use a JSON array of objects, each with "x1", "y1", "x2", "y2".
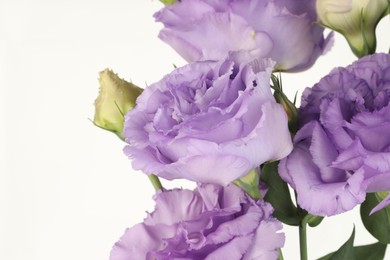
[
  {"x1": 123, "y1": 56, "x2": 292, "y2": 185},
  {"x1": 110, "y1": 184, "x2": 285, "y2": 260},
  {"x1": 279, "y1": 53, "x2": 390, "y2": 216},
  {"x1": 154, "y1": 0, "x2": 332, "y2": 72}
]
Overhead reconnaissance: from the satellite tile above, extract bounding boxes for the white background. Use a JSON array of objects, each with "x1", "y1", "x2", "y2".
[{"x1": 1, "y1": 0, "x2": 389, "y2": 259}]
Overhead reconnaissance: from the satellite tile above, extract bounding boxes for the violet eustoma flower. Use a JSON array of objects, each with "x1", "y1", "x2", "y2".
[
  {"x1": 123, "y1": 56, "x2": 292, "y2": 185},
  {"x1": 110, "y1": 184, "x2": 285, "y2": 260},
  {"x1": 154, "y1": 0, "x2": 333, "y2": 72},
  {"x1": 279, "y1": 53, "x2": 390, "y2": 216}
]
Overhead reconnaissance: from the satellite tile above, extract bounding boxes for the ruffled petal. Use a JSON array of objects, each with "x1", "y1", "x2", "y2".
[
  {"x1": 309, "y1": 122, "x2": 345, "y2": 182},
  {"x1": 224, "y1": 101, "x2": 293, "y2": 169},
  {"x1": 243, "y1": 218, "x2": 285, "y2": 260},
  {"x1": 145, "y1": 189, "x2": 204, "y2": 225},
  {"x1": 110, "y1": 223, "x2": 176, "y2": 260},
  {"x1": 283, "y1": 141, "x2": 365, "y2": 216}
]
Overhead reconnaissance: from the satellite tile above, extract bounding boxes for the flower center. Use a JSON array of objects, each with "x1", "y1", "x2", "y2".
[{"x1": 187, "y1": 232, "x2": 202, "y2": 244}]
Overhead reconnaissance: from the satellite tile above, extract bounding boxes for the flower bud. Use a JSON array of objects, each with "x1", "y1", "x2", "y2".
[
  {"x1": 271, "y1": 75, "x2": 298, "y2": 134},
  {"x1": 274, "y1": 91, "x2": 298, "y2": 134},
  {"x1": 316, "y1": 0, "x2": 389, "y2": 57},
  {"x1": 160, "y1": 0, "x2": 176, "y2": 5},
  {"x1": 93, "y1": 69, "x2": 143, "y2": 139}
]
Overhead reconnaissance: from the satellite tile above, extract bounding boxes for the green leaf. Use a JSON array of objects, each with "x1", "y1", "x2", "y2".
[
  {"x1": 318, "y1": 240, "x2": 386, "y2": 260},
  {"x1": 361, "y1": 193, "x2": 390, "y2": 244},
  {"x1": 317, "y1": 228, "x2": 355, "y2": 260},
  {"x1": 355, "y1": 242, "x2": 387, "y2": 260},
  {"x1": 260, "y1": 161, "x2": 300, "y2": 226}
]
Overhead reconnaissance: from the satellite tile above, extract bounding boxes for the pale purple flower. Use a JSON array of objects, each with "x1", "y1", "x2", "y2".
[
  {"x1": 154, "y1": 0, "x2": 333, "y2": 72},
  {"x1": 110, "y1": 184, "x2": 285, "y2": 260},
  {"x1": 123, "y1": 56, "x2": 292, "y2": 185},
  {"x1": 279, "y1": 53, "x2": 390, "y2": 216}
]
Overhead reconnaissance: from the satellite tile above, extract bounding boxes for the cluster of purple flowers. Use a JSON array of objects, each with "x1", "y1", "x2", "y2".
[{"x1": 100, "y1": 0, "x2": 390, "y2": 259}]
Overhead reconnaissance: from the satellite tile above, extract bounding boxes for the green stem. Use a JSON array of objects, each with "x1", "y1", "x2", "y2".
[
  {"x1": 278, "y1": 248, "x2": 284, "y2": 260},
  {"x1": 299, "y1": 217, "x2": 308, "y2": 260},
  {"x1": 148, "y1": 174, "x2": 163, "y2": 191}
]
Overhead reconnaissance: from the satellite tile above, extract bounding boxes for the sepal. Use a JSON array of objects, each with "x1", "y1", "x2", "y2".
[
  {"x1": 271, "y1": 74, "x2": 298, "y2": 135},
  {"x1": 233, "y1": 168, "x2": 261, "y2": 200}
]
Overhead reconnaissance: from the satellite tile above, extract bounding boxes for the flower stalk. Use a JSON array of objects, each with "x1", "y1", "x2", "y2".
[
  {"x1": 299, "y1": 215, "x2": 309, "y2": 260},
  {"x1": 278, "y1": 248, "x2": 285, "y2": 260},
  {"x1": 148, "y1": 174, "x2": 163, "y2": 191}
]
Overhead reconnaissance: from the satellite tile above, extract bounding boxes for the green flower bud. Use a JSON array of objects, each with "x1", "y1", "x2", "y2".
[
  {"x1": 93, "y1": 69, "x2": 143, "y2": 139},
  {"x1": 274, "y1": 91, "x2": 298, "y2": 135},
  {"x1": 271, "y1": 74, "x2": 298, "y2": 135},
  {"x1": 160, "y1": 0, "x2": 176, "y2": 5},
  {"x1": 316, "y1": 0, "x2": 389, "y2": 57}
]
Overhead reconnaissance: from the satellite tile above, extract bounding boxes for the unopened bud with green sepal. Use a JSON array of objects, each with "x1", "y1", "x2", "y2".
[
  {"x1": 271, "y1": 74, "x2": 298, "y2": 135},
  {"x1": 316, "y1": 0, "x2": 389, "y2": 58},
  {"x1": 93, "y1": 69, "x2": 143, "y2": 139}
]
